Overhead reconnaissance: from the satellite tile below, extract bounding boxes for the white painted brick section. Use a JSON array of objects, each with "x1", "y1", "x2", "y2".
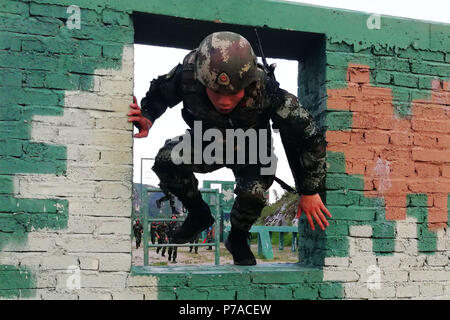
[
  {"x1": 98, "y1": 254, "x2": 131, "y2": 272},
  {"x1": 343, "y1": 283, "x2": 371, "y2": 299},
  {"x1": 376, "y1": 256, "x2": 401, "y2": 269},
  {"x1": 2, "y1": 233, "x2": 52, "y2": 252},
  {"x1": 348, "y1": 256, "x2": 377, "y2": 268},
  {"x1": 96, "y1": 219, "x2": 130, "y2": 235},
  {"x1": 78, "y1": 292, "x2": 113, "y2": 300},
  {"x1": 436, "y1": 229, "x2": 447, "y2": 251},
  {"x1": 79, "y1": 257, "x2": 99, "y2": 270},
  {"x1": 56, "y1": 235, "x2": 130, "y2": 253},
  {"x1": 396, "y1": 222, "x2": 418, "y2": 239},
  {"x1": 67, "y1": 217, "x2": 97, "y2": 234},
  {"x1": 36, "y1": 271, "x2": 57, "y2": 288},
  {"x1": 6, "y1": 46, "x2": 136, "y2": 299},
  {"x1": 67, "y1": 164, "x2": 132, "y2": 182},
  {"x1": 95, "y1": 181, "x2": 132, "y2": 199},
  {"x1": 112, "y1": 291, "x2": 144, "y2": 300},
  {"x1": 19, "y1": 256, "x2": 41, "y2": 268},
  {"x1": 349, "y1": 225, "x2": 373, "y2": 238},
  {"x1": 399, "y1": 255, "x2": 426, "y2": 268},
  {"x1": 409, "y1": 270, "x2": 450, "y2": 282},
  {"x1": 324, "y1": 214, "x2": 450, "y2": 300},
  {"x1": 56, "y1": 272, "x2": 128, "y2": 290},
  {"x1": 426, "y1": 253, "x2": 449, "y2": 267},
  {"x1": 127, "y1": 275, "x2": 158, "y2": 287},
  {"x1": 69, "y1": 199, "x2": 131, "y2": 217},
  {"x1": 81, "y1": 273, "x2": 128, "y2": 289},
  {"x1": 381, "y1": 270, "x2": 408, "y2": 283},
  {"x1": 40, "y1": 292, "x2": 79, "y2": 300},
  {"x1": 98, "y1": 150, "x2": 133, "y2": 165},
  {"x1": 324, "y1": 257, "x2": 350, "y2": 267},
  {"x1": 371, "y1": 284, "x2": 395, "y2": 299},
  {"x1": 395, "y1": 283, "x2": 420, "y2": 298},
  {"x1": 41, "y1": 256, "x2": 79, "y2": 270},
  {"x1": 445, "y1": 283, "x2": 450, "y2": 296},
  {"x1": 419, "y1": 283, "x2": 445, "y2": 298}
]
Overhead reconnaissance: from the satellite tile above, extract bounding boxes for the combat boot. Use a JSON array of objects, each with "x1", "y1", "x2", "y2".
[
  {"x1": 172, "y1": 200, "x2": 214, "y2": 244},
  {"x1": 225, "y1": 229, "x2": 256, "y2": 266}
]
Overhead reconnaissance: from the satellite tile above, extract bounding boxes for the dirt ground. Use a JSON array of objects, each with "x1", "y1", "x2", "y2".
[{"x1": 132, "y1": 242, "x2": 299, "y2": 266}]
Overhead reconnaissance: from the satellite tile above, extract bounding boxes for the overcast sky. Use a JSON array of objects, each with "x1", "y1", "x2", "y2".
[
  {"x1": 133, "y1": 1, "x2": 449, "y2": 203},
  {"x1": 285, "y1": 0, "x2": 450, "y2": 24}
]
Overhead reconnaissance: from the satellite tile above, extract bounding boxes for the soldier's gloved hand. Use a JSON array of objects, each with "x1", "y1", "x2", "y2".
[
  {"x1": 296, "y1": 194, "x2": 332, "y2": 231},
  {"x1": 128, "y1": 96, "x2": 152, "y2": 138}
]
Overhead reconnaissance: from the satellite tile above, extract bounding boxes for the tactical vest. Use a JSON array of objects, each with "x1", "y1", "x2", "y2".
[{"x1": 179, "y1": 50, "x2": 277, "y2": 166}]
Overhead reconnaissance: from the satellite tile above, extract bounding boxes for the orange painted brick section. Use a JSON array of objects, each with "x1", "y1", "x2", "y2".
[
  {"x1": 390, "y1": 132, "x2": 413, "y2": 146},
  {"x1": 347, "y1": 64, "x2": 370, "y2": 84},
  {"x1": 412, "y1": 149, "x2": 450, "y2": 162},
  {"x1": 327, "y1": 65, "x2": 450, "y2": 229},
  {"x1": 415, "y1": 163, "x2": 440, "y2": 177},
  {"x1": 364, "y1": 131, "x2": 390, "y2": 145},
  {"x1": 443, "y1": 166, "x2": 450, "y2": 178},
  {"x1": 326, "y1": 131, "x2": 350, "y2": 143}
]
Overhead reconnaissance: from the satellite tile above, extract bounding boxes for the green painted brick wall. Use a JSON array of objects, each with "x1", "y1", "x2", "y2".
[
  {"x1": 0, "y1": 0, "x2": 134, "y2": 299},
  {"x1": 322, "y1": 31, "x2": 449, "y2": 266},
  {"x1": 0, "y1": 265, "x2": 36, "y2": 299}
]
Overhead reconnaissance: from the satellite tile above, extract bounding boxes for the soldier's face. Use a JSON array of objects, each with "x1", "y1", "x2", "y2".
[{"x1": 206, "y1": 88, "x2": 245, "y2": 114}]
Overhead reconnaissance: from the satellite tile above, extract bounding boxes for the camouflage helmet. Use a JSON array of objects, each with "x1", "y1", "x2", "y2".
[{"x1": 195, "y1": 31, "x2": 259, "y2": 94}]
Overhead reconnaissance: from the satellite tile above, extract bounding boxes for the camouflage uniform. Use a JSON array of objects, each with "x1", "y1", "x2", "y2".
[
  {"x1": 155, "y1": 222, "x2": 168, "y2": 256},
  {"x1": 133, "y1": 220, "x2": 143, "y2": 249},
  {"x1": 150, "y1": 222, "x2": 157, "y2": 245},
  {"x1": 167, "y1": 218, "x2": 180, "y2": 263},
  {"x1": 141, "y1": 32, "x2": 326, "y2": 234}
]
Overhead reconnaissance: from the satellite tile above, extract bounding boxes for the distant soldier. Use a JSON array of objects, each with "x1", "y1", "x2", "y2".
[
  {"x1": 167, "y1": 214, "x2": 180, "y2": 263},
  {"x1": 133, "y1": 219, "x2": 143, "y2": 249},
  {"x1": 150, "y1": 222, "x2": 157, "y2": 244},
  {"x1": 155, "y1": 222, "x2": 169, "y2": 257}
]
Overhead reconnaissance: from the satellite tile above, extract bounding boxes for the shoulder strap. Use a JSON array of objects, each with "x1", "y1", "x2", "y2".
[{"x1": 182, "y1": 50, "x2": 198, "y2": 93}]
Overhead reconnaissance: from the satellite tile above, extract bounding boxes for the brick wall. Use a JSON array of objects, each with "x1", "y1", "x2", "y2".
[
  {"x1": 0, "y1": 0, "x2": 449, "y2": 300},
  {"x1": 319, "y1": 41, "x2": 450, "y2": 299},
  {"x1": 0, "y1": 0, "x2": 136, "y2": 299}
]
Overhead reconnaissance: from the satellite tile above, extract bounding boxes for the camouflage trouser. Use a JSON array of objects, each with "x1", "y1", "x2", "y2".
[
  {"x1": 156, "y1": 237, "x2": 167, "y2": 256},
  {"x1": 150, "y1": 228, "x2": 156, "y2": 244},
  {"x1": 134, "y1": 233, "x2": 141, "y2": 248},
  {"x1": 168, "y1": 236, "x2": 178, "y2": 261},
  {"x1": 152, "y1": 136, "x2": 275, "y2": 232}
]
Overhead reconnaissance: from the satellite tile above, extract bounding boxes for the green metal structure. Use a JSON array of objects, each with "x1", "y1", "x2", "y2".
[{"x1": 202, "y1": 180, "x2": 236, "y2": 240}]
